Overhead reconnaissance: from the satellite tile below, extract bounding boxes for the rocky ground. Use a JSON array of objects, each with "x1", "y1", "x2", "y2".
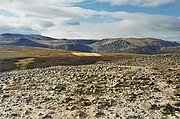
[{"x1": 0, "y1": 53, "x2": 180, "y2": 119}]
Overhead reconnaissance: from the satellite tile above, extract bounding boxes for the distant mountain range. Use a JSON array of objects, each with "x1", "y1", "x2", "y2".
[
  {"x1": 0, "y1": 33, "x2": 179, "y2": 53},
  {"x1": 0, "y1": 33, "x2": 96, "y2": 52},
  {"x1": 91, "y1": 38, "x2": 180, "y2": 53}
]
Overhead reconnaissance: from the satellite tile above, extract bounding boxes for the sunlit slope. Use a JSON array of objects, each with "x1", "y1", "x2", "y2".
[{"x1": 91, "y1": 38, "x2": 179, "y2": 53}]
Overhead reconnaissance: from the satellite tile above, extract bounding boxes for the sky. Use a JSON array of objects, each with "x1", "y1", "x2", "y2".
[{"x1": 0, "y1": 0, "x2": 180, "y2": 41}]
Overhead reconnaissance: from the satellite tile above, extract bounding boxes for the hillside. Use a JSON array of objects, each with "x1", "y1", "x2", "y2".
[
  {"x1": 160, "y1": 46, "x2": 180, "y2": 54},
  {"x1": 0, "y1": 33, "x2": 179, "y2": 53},
  {"x1": 0, "y1": 53, "x2": 179, "y2": 118},
  {"x1": 91, "y1": 38, "x2": 179, "y2": 53},
  {"x1": 9, "y1": 38, "x2": 49, "y2": 48},
  {"x1": 0, "y1": 46, "x2": 142, "y2": 72},
  {"x1": 0, "y1": 33, "x2": 56, "y2": 41},
  {"x1": 0, "y1": 33, "x2": 94, "y2": 52}
]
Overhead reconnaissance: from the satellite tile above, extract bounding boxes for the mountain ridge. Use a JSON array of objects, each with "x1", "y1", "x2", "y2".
[
  {"x1": 0, "y1": 33, "x2": 179, "y2": 53},
  {"x1": 91, "y1": 38, "x2": 179, "y2": 53},
  {"x1": 9, "y1": 38, "x2": 49, "y2": 48}
]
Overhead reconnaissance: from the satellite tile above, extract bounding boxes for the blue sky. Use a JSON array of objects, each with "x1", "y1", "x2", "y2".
[
  {"x1": 77, "y1": 0, "x2": 180, "y2": 16},
  {"x1": 0, "y1": 0, "x2": 180, "y2": 41}
]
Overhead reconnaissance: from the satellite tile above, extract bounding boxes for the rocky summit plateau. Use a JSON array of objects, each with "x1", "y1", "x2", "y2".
[{"x1": 0, "y1": 51, "x2": 179, "y2": 119}]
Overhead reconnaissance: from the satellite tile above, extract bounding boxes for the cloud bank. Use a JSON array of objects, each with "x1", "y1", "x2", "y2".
[{"x1": 0, "y1": 0, "x2": 179, "y2": 42}]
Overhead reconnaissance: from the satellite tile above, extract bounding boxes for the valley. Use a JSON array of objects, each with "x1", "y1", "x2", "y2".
[{"x1": 0, "y1": 33, "x2": 179, "y2": 54}]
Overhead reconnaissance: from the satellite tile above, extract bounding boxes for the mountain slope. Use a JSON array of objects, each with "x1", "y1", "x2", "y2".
[
  {"x1": 91, "y1": 38, "x2": 179, "y2": 53},
  {"x1": 0, "y1": 33, "x2": 179, "y2": 53},
  {"x1": 160, "y1": 46, "x2": 180, "y2": 54},
  {"x1": 70, "y1": 39, "x2": 98, "y2": 45},
  {"x1": 0, "y1": 33, "x2": 94, "y2": 52},
  {"x1": 49, "y1": 41, "x2": 92, "y2": 52},
  {"x1": 0, "y1": 33, "x2": 56, "y2": 41},
  {"x1": 9, "y1": 38, "x2": 49, "y2": 48}
]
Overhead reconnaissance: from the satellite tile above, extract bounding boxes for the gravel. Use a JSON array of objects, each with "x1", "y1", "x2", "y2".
[{"x1": 0, "y1": 53, "x2": 179, "y2": 119}]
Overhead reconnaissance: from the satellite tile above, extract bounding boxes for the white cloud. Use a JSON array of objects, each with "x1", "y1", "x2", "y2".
[
  {"x1": 0, "y1": 15, "x2": 55, "y2": 30},
  {"x1": 42, "y1": 11, "x2": 180, "y2": 42},
  {"x1": 0, "y1": 0, "x2": 179, "y2": 41},
  {"x1": 0, "y1": 0, "x2": 95, "y2": 33},
  {"x1": 0, "y1": 0, "x2": 92, "y2": 18},
  {"x1": 97, "y1": 0, "x2": 177, "y2": 7}
]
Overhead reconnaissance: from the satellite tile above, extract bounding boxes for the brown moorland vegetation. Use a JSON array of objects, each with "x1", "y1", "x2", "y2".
[{"x1": 0, "y1": 46, "x2": 142, "y2": 72}]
